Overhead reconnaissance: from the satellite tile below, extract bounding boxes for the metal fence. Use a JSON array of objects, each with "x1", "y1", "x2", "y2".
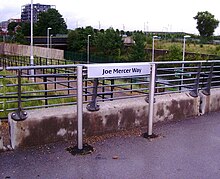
[{"x1": 0, "y1": 59, "x2": 220, "y2": 120}]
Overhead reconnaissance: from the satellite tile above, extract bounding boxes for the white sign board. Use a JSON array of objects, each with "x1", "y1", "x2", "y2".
[{"x1": 86, "y1": 62, "x2": 151, "y2": 78}]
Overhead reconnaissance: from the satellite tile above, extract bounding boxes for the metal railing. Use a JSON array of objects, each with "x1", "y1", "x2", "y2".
[
  {"x1": 0, "y1": 60, "x2": 220, "y2": 120},
  {"x1": 0, "y1": 55, "x2": 69, "y2": 67}
]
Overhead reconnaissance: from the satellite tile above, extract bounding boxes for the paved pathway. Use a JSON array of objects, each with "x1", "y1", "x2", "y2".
[{"x1": 1, "y1": 112, "x2": 220, "y2": 179}]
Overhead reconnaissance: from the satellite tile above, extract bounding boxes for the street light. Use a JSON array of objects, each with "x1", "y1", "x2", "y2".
[
  {"x1": 152, "y1": 36, "x2": 159, "y2": 62},
  {"x1": 181, "y1": 35, "x2": 191, "y2": 88},
  {"x1": 30, "y1": 0, "x2": 34, "y2": 80},
  {"x1": 87, "y1": 34, "x2": 91, "y2": 64},
  {"x1": 47, "y1": 27, "x2": 52, "y2": 59},
  {"x1": 50, "y1": 34, "x2": 53, "y2": 59},
  {"x1": 182, "y1": 35, "x2": 191, "y2": 61},
  {"x1": 50, "y1": 34, "x2": 53, "y2": 48},
  {"x1": 47, "y1": 27, "x2": 52, "y2": 49}
]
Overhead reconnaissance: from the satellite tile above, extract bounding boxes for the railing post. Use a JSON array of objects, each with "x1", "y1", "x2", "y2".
[
  {"x1": 43, "y1": 69, "x2": 48, "y2": 106},
  {"x1": 202, "y1": 62, "x2": 214, "y2": 96},
  {"x1": 86, "y1": 78, "x2": 100, "y2": 111},
  {"x1": 11, "y1": 69, "x2": 27, "y2": 121},
  {"x1": 148, "y1": 63, "x2": 156, "y2": 136},
  {"x1": 85, "y1": 80, "x2": 88, "y2": 101},
  {"x1": 77, "y1": 65, "x2": 83, "y2": 150},
  {"x1": 110, "y1": 79, "x2": 114, "y2": 100},
  {"x1": 143, "y1": 63, "x2": 158, "y2": 139},
  {"x1": 54, "y1": 69, "x2": 57, "y2": 90},
  {"x1": 66, "y1": 65, "x2": 94, "y2": 155},
  {"x1": 102, "y1": 79, "x2": 105, "y2": 101},
  {"x1": 130, "y1": 78, "x2": 133, "y2": 94},
  {"x1": 189, "y1": 63, "x2": 201, "y2": 97}
]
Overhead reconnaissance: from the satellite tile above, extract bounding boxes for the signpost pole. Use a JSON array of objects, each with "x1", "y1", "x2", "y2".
[
  {"x1": 77, "y1": 65, "x2": 83, "y2": 150},
  {"x1": 67, "y1": 65, "x2": 94, "y2": 155},
  {"x1": 148, "y1": 63, "x2": 156, "y2": 136}
]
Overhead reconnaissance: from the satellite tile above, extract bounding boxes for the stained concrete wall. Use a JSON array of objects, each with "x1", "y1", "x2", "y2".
[
  {"x1": 9, "y1": 92, "x2": 199, "y2": 149},
  {"x1": 199, "y1": 88, "x2": 220, "y2": 114},
  {"x1": 0, "y1": 43, "x2": 64, "y2": 59}
]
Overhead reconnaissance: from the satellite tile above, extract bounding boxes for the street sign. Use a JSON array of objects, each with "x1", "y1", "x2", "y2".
[{"x1": 86, "y1": 62, "x2": 151, "y2": 78}]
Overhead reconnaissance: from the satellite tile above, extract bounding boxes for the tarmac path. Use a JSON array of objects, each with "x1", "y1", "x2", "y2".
[{"x1": 1, "y1": 111, "x2": 220, "y2": 179}]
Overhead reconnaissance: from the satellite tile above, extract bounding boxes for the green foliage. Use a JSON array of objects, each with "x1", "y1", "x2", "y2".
[
  {"x1": 129, "y1": 32, "x2": 147, "y2": 61},
  {"x1": 95, "y1": 27, "x2": 122, "y2": 57},
  {"x1": 15, "y1": 29, "x2": 27, "y2": 44},
  {"x1": 167, "y1": 45, "x2": 182, "y2": 61},
  {"x1": 35, "y1": 8, "x2": 68, "y2": 36},
  {"x1": 21, "y1": 22, "x2": 31, "y2": 36},
  {"x1": 67, "y1": 26, "x2": 95, "y2": 52},
  {"x1": 7, "y1": 22, "x2": 18, "y2": 35},
  {"x1": 0, "y1": 70, "x2": 76, "y2": 118},
  {"x1": 7, "y1": 22, "x2": 28, "y2": 44},
  {"x1": 194, "y1": 11, "x2": 219, "y2": 41}
]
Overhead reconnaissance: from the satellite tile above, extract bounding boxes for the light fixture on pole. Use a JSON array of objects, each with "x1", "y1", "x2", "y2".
[
  {"x1": 87, "y1": 34, "x2": 91, "y2": 64},
  {"x1": 47, "y1": 27, "x2": 52, "y2": 59},
  {"x1": 50, "y1": 34, "x2": 53, "y2": 48},
  {"x1": 47, "y1": 27, "x2": 52, "y2": 48},
  {"x1": 182, "y1": 35, "x2": 191, "y2": 62},
  {"x1": 50, "y1": 34, "x2": 53, "y2": 59},
  {"x1": 181, "y1": 35, "x2": 191, "y2": 88},
  {"x1": 30, "y1": 0, "x2": 34, "y2": 80},
  {"x1": 152, "y1": 36, "x2": 158, "y2": 62}
]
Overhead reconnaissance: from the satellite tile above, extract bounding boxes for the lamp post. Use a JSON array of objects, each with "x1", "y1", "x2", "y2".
[
  {"x1": 47, "y1": 27, "x2": 52, "y2": 59},
  {"x1": 47, "y1": 27, "x2": 52, "y2": 48},
  {"x1": 87, "y1": 35, "x2": 91, "y2": 64},
  {"x1": 181, "y1": 35, "x2": 191, "y2": 88},
  {"x1": 182, "y1": 35, "x2": 191, "y2": 62},
  {"x1": 50, "y1": 34, "x2": 53, "y2": 59},
  {"x1": 30, "y1": 0, "x2": 34, "y2": 80},
  {"x1": 152, "y1": 36, "x2": 158, "y2": 62},
  {"x1": 50, "y1": 34, "x2": 53, "y2": 48}
]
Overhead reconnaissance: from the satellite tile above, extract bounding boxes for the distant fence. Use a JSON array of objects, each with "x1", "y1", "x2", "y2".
[
  {"x1": 64, "y1": 51, "x2": 117, "y2": 64},
  {"x1": 0, "y1": 43, "x2": 64, "y2": 60}
]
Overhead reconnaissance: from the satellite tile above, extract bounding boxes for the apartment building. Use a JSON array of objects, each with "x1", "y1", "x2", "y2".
[{"x1": 21, "y1": 3, "x2": 56, "y2": 22}]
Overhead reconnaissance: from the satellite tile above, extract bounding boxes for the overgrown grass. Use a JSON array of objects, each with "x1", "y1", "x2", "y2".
[
  {"x1": 0, "y1": 70, "x2": 76, "y2": 118},
  {"x1": 154, "y1": 41, "x2": 220, "y2": 56}
]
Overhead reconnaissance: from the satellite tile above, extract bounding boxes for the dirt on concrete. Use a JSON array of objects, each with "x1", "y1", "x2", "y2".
[{"x1": 0, "y1": 121, "x2": 11, "y2": 151}]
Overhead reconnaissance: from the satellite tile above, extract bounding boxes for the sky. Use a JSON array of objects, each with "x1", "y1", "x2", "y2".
[{"x1": 1, "y1": 0, "x2": 220, "y2": 35}]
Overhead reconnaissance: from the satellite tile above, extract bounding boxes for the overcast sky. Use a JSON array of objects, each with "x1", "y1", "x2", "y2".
[{"x1": 1, "y1": 0, "x2": 220, "y2": 35}]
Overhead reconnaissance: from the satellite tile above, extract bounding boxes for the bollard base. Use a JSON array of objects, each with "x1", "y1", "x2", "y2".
[
  {"x1": 66, "y1": 143, "x2": 94, "y2": 156},
  {"x1": 11, "y1": 110, "x2": 27, "y2": 121},
  {"x1": 189, "y1": 91, "x2": 198, "y2": 98},
  {"x1": 86, "y1": 103, "x2": 100, "y2": 112},
  {"x1": 145, "y1": 96, "x2": 156, "y2": 103},
  {"x1": 142, "y1": 132, "x2": 159, "y2": 139}
]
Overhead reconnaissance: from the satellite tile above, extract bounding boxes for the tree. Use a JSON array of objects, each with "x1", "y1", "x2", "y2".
[
  {"x1": 15, "y1": 28, "x2": 27, "y2": 44},
  {"x1": 167, "y1": 45, "x2": 182, "y2": 61},
  {"x1": 21, "y1": 22, "x2": 31, "y2": 36},
  {"x1": 129, "y1": 32, "x2": 147, "y2": 61},
  {"x1": 67, "y1": 26, "x2": 95, "y2": 52},
  {"x1": 35, "y1": 8, "x2": 67, "y2": 36},
  {"x1": 95, "y1": 27, "x2": 122, "y2": 57},
  {"x1": 7, "y1": 22, "x2": 18, "y2": 36},
  {"x1": 194, "y1": 11, "x2": 219, "y2": 41}
]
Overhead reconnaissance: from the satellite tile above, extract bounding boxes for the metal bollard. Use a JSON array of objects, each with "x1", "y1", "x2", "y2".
[
  {"x1": 11, "y1": 70, "x2": 27, "y2": 121},
  {"x1": 189, "y1": 63, "x2": 201, "y2": 97},
  {"x1": 86, "y1": 78, "x2": 100, "y2": 111},
  {"x1": 202, "y1": 62, "x2": 214, "y2": 96}
]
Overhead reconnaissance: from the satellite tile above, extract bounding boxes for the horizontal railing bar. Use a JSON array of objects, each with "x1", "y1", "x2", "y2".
[{"x1": 6, "y1": 64, "x2": 79, "y2": 70}]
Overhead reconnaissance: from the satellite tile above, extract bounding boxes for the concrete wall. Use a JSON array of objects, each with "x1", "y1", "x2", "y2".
[
  {"x1": 0, "y1": 43, "x2": 64, "y2": 59},
  {"x1": 9, "y1": 92, "x2": 199, "y2": 149},
  {"x1": 199, "y1": 88, "x2": 220, "y2": 114}
]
